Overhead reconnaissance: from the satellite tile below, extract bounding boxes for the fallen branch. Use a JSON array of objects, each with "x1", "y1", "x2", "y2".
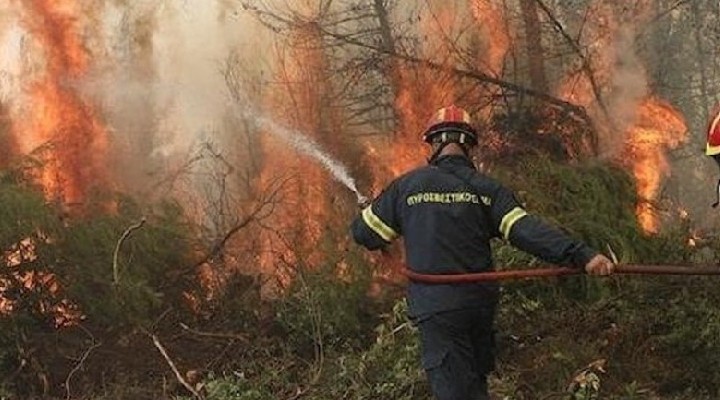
[
  {"x1": 179, "y1": 322, "x2": 250, "y2": 344},
  {"x1": 151, "y1": 333, "x2": 204, "y2": 399}
]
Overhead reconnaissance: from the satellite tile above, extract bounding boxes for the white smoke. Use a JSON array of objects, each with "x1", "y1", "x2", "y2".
[
  {"x1": 151, "y1": 2, "x2": 236, "y2": 156},
  {"x1": 600, "y1": 26, "x2": 649, "y2": 156},
  {"x1": 0, "y1": 1, "x2": 365, "y2": 203}
]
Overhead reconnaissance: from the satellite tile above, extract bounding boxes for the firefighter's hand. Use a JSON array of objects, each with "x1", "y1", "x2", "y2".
[
  {"x1": 357, "y1": 195, "x2": 370, "y2": 210},
  {"x1": 584, "y1": 254, "x2": 615, "y2": 276}
]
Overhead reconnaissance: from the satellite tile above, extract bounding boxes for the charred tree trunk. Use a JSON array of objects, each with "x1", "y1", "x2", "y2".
[
  {"x1": 373, "y1": 0, "x2": 396, "y2": 57},
  {"x1": 0, "y1": 101, "x2": 14, "y2": 168},
  {"x1": 520, "y1": 0, "x2": 548, "y2": 94},
  {"x1": 690, "y1": 0, "x2": 710, "y2": 123},
  {"x1": 372, "y1": 0, "x2": 402, "y2": 130}
]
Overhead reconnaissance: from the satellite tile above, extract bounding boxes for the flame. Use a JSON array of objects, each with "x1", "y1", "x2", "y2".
[
  {"x1": 470, "y1": 0, "x2": 511, "y2": 78},
  {"x1": 389, "y1": 4, "x2": 460, "y2": 180},
  {"x1": 14, "y1": 0, "x2": 108, "y2": 205},
  {"x1": 385, "y1": 0, "x2": 512, "y2": 183},
  {"x1": 2, "y1": 237, "x2": 81, "y2": 327},
  {"x1": 625, "y1": 98, "x2": 687, "y2": 233},
  {"x1": 254, "y1": 21, "x2": 337, "y2": 290},
  {"x1": 556, "y1": 1, "x2": 687, "y2": 233}
]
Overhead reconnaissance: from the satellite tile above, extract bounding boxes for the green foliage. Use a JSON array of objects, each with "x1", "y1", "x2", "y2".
[
  {"x1": 54, "y1": 197, "x2": 194, "y2": 327},
  {"x1": 2, "y1": 152, "x2": 720, "y2": 400},
  {"x1": 275, "y1": 258, "x2": 376, "y2": 352},
  {"x1": 491, "y1": 156, "x2": 649, "y2": 302},
  {"x1": 494, "y1": 155, "x2": 650, "y2": 261},
  {"x1": 186, "y1": 298, "x2": 429, "y2": 400},
  {"x1": 175, "y1": 373, "x2": 275, "y2": 400},
  {"x1": 0, "y1": 179, "x2": 199, "y2": 397},
  {"x1": 0, "y1": 178, "x2": 58, "y2": 249},
  {"x1": 625, "y1": 278, "x2": 720, "y2": 395},
  {"x1": 328, "y1": 299, "x2": 430, "y2": 400}
]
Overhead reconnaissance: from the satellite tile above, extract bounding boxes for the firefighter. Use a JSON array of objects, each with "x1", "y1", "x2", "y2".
[
  {"x1": 350, "y1": 105, "x2": 615, "y2": 400},
  {"x1": 706, "y1": 103, "x2": 720, "y2": 207}
]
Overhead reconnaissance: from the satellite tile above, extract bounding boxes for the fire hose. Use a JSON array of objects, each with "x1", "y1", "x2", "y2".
[
  {"x1": 404, "y1": 264, "x2": 720, "y2": 284},
  {"x1": 355, "y1": 196, "x2": 720, "y2": 283}
]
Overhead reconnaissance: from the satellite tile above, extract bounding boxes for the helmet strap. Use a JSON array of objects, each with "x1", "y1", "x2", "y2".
[
  {"x1": 427, "y1": 141, "x2": 449, "y2": 164},
  {"x1": 427, "y1": 140, "x2": 472, "y2": 164}
]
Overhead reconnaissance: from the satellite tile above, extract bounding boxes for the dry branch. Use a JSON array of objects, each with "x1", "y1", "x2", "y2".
[
  {"x1": 243, "y1": 3, "x2": 597, "y2": 131},
  {"x1": 189, "y1": 175, "x2": 287, "y2": 271},
  {"x1": 151, "y1": 333, "x2": 204, "y2": 399},
  {"x1": 179, "y1": 322, "x2": 250, "y2": 344},
  {"x1": 64, "y1": 325, "x2": 100, "y2": 400},
  {"x1": 533, "y1": 0, "x2": 612, "y2": 123},
  {"x1": 113, "y1": 218, "x2": 147, "y2": 285}
]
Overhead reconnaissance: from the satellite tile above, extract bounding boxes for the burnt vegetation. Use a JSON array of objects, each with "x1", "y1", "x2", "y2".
[{"x1": 1, "y1": 0, "x2": 720, "y2": 399}]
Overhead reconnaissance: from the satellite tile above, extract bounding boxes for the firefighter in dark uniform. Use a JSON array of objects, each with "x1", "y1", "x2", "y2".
[
  {"x1": 706, "y1": 103, "x2": 720, "y2": 207},
  {"x1": 351, "y1": 105, "x2": 615, "y2": 400}
]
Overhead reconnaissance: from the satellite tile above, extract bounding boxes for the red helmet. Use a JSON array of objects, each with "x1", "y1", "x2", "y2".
[
  {"x1": 707, "y1": 103, "x2": 720, "y2": 156},
  {"x1": 423, "y1": 105, "x2": 478, "y2": 145}
]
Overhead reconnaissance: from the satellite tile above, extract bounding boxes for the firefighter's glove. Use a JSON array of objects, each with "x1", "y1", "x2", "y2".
[
  {"x1": 357, "y1": 195, "x2": 370, "y2": 210},
  {"x1": 584, "y1": 254, "x2": 615, "y2": 276}
]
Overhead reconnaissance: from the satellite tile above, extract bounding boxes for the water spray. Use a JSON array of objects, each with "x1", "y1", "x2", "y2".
[
  {"x1": 253, "y1": 114, "x2": 368, "y2": 204},
  {"x1": 233, "y1": 98, "x2": 369, "y2": 206}
]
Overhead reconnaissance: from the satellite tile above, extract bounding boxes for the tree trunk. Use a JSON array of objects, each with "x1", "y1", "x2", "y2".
[
  {"x1": 372, "y1": 0, "x2": 402, "y2": 130},
  {"x1": 520, "y1": 0, "x2": 549, "y2": 94},
  {"x1": 691, "y1": 0, "x2": 710, "y2": 123}
]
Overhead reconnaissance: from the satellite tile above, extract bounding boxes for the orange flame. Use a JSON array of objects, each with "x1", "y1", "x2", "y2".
[
  {"x1": 2, "y1": 237, "x2": 81, "y2": 327},
  {"x1": 386, "y1": 0, "x2": 511, "y2": 183},
  {"x1": 471, "y1": 0, "x2": 511, "y2": 78},
  {"x1": 15, "y1": 0, "x2": 108, "y2": 205},
  {"x1": 556, "y1": 1, "x2": 686, "y2": 233},
  {"x1": 254, "y1": 22, "x2": 337, "y2": 290},
  {"x1": 390, "y1": 5, "x2": 461, "y2": 180},
  {"x1": 625, "y1": 98, "x2": 687, "y2": 233}
]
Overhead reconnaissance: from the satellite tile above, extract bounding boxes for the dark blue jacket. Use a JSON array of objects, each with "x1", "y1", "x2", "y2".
[{"x1": 351, "y1": 155, "x2": 597, "y2": 317}]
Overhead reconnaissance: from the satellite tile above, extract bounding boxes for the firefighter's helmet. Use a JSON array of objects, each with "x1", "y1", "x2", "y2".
[
  {"x1": 423, "y1": 105, "x2": 478, "y2": 145},
  {"x1": 707, "y1": 103, "x2": 720, "y2": 156}
]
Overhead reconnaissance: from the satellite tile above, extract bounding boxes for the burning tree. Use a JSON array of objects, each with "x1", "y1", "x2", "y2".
[
  {"x1": 13, "y1": 0, "x2": 110, "y2": 206},
  {"x1": 554, "y1": 1, "x2": 689, "y2": 233}
]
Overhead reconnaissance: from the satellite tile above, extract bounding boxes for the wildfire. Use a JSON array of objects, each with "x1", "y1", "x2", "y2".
[
  {"x1": 14, "y1": 0, "x2": 108, "y2": 205},
  {"x1": 254, "y1": 21, "x2": 340, "y2": 291},
  {"x1": 387, "y1": 0, "x2": 511, "y2": 181},
  {"x1": 470, "y1": 0, "x2": 511, "y2": 78},
  {"x1": 556, "y1": 1, "x2": 687, "y2": 234},
  {"x1": 625, "y1": 98, "x2": 687, "y2": 233},
  {"x1": 390, "y1": 4, "x2": 460, "y2": 180},
  {"x1": 1, "y1": 237, "x2": 81, "y2": 328}
]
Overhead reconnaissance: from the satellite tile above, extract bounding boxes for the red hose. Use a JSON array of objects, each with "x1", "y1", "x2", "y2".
[{"x1": 404, "y1": 264, "x2": 720, "y2": 284}]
